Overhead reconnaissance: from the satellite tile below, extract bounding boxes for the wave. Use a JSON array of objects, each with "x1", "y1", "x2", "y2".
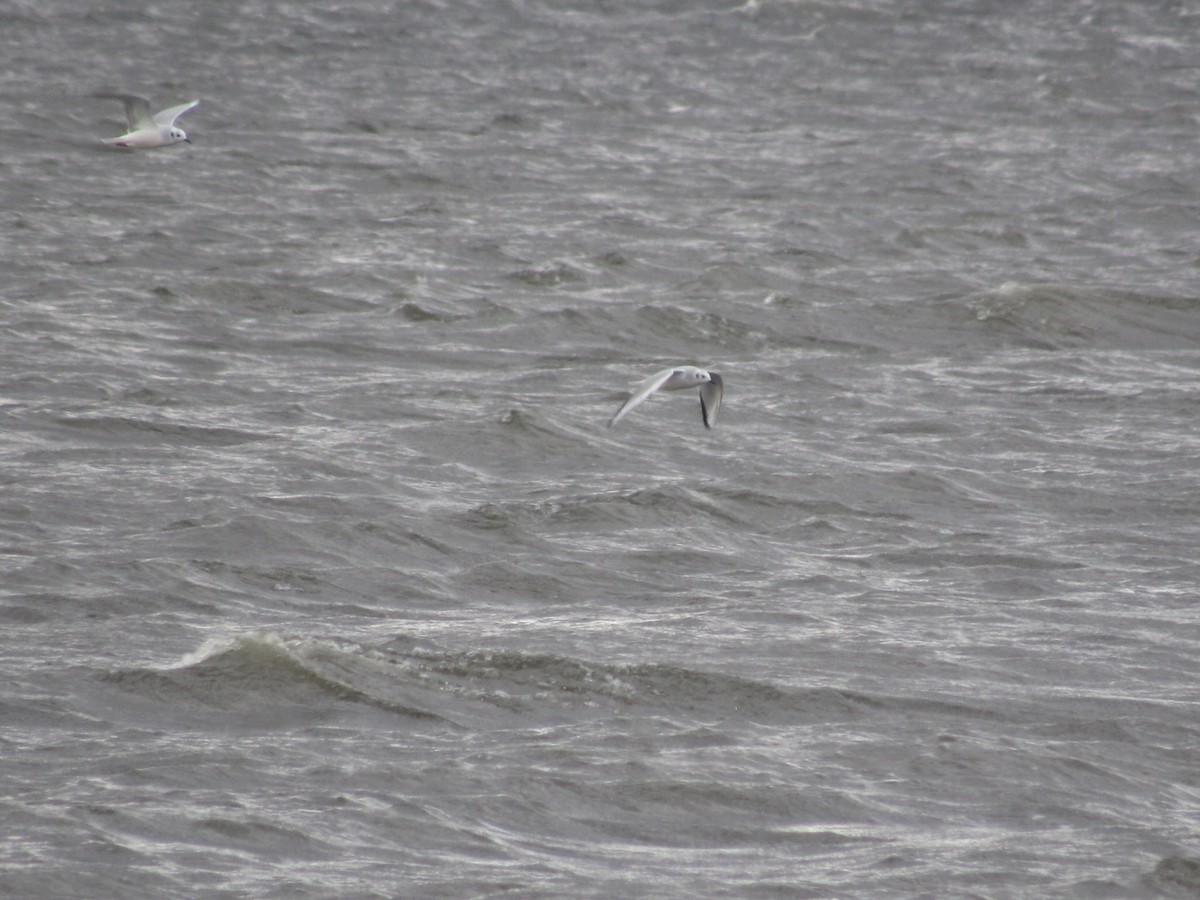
[
  {"x1": 957, "y1": 282, "x2": 1200, "y2": 350},
  {"x1": 801, "y1": 283, "x2": 1200, "y2": 354},
  {"x1": 101, "y1": 633, "x2": 1003, "y2": 732},
  {"x1": 554, "y1": 282, "x2": 1200, "y2": 362},
  {"x1": 1141, "y1": 856, "x2": 1200, "y2": 896},
  {"x1": 50, "y1": 414, "x2": 272, "y2": 447},
  {"x1": 462, "y1": 482, "x2": 754, "y2": 534},
  {"x1": 102, "y1": 634, "x2": 454, "y2": 725}
]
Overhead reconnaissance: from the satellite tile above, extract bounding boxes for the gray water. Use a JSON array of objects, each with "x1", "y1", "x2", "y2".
[{"x1": 3, "y1": 1, "x2": 1200, "y2": 897}]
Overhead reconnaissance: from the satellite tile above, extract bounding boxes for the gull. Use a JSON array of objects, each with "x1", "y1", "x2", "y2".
[
  {"x1": 608, "y1": 366, "x2": 724, "y2": 429},
  {"x1": 95, "y1": 93, "x2": 200, "y2": 149}
]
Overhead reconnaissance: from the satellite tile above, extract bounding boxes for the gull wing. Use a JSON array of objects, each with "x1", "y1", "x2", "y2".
[
  {"x1": 94, "y1": 93, "x2": 155, "y2": 130},
  {"x1": 153, "y1": 99, "x2": 200, "y2": 128},
  {"x1": 607, "y1": 367, "x2": 679, "y2": 428},
  {"x1": 699, "y1": 372, "x2": 723, "y2": 428}
]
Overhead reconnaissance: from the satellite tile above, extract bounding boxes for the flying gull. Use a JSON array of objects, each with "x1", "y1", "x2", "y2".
[
  {"x1": 608, "y1": 366, "x2": 724, "y2": 429},
  {"x1": 96, "y1": 93, "x2": 200, "y2": 149}
]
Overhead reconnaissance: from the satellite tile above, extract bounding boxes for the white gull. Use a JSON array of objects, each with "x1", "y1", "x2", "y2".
[
  {"x1": 96, "y1": 93, "x2": 200, "y2": 149},
  {"x1": 608, "y1": 366, "x2": 724, "y2": 429}
]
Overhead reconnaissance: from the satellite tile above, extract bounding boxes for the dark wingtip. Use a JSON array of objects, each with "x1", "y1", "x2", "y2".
[{"x1": 699, "y1": 371, "x2": 721, "y2": 428}]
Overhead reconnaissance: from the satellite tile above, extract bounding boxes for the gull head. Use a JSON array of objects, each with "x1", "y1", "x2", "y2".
[{"x1": 168, "y1": 127, "x2": 190, "y2": 144}]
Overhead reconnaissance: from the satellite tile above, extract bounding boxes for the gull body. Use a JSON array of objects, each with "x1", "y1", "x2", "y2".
[
  {"x1": 97, "y1": 93, "x2": 200, "y2": 149},
  {"x1": 608, "y1": 365, "x2": 724, "y2": 429}
]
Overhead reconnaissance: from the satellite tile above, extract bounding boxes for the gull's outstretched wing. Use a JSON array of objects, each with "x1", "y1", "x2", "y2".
[
  {"x1": 153, "y1": 99, "x2": 200, "y2": 128},
  {"x1": 94, "y1": 93, "x2": 155, "y2": 130},
  {"x1": 608, "y1": 368, "x2": 678, "y2": 428},
  {"x1": 699, "y1": 372, "x2": 723, "y2": 428}
]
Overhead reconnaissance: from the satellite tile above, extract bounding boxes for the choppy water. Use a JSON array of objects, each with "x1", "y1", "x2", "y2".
[{"x1": 3, "y1": 1, "x2": 1200, "y2": 897}]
